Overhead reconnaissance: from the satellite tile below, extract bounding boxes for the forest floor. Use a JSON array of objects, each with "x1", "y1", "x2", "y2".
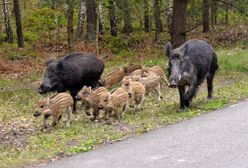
[{"x1": 0, "y1": 46, "x2": 248, "y2": 168}]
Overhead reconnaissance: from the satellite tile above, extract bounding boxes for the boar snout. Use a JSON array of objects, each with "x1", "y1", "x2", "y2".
[
  {"x1": 75, "y1": 95, "x2": 81, "y2": 100},
  {"x1": 38, "y1": 84, "x2": 51, "y2": 94},
  {"x1": 33, "y1": 111, "x2": 41, "y2": 117},
  {"x1": 169, "y1": 79, "x2": 178, "y2": 88}
]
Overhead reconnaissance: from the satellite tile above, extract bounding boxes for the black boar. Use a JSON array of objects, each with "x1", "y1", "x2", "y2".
[
  {"x1": 166, "y1": 39, "x2": 218, "y2": 110},
  {"x1": 38, "y1": 52, "x2": 104, "y2": 112}
]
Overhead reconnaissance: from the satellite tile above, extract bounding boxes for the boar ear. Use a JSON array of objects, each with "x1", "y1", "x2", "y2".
[
  {"x1": 57, "y1": 61, "x2": 63, "y2": 70},
  {"x1": 45, "y1": 59, "x2": 55, "y2": 66},
  {"x1": 165, "y1": 42, "x2": 173, "y2": 58},
  {"x1": 123, "y1": 66, "x2": 128, "y2": 74}
]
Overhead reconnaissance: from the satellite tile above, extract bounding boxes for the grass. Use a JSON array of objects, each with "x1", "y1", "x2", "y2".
[{"x1": 1, "y1": 48, "x2": 248, "y2": 168}]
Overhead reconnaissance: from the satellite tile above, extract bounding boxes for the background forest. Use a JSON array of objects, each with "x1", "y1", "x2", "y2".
[{"x1": 0, "y1": 0, "x2": 248, "y2": 167}]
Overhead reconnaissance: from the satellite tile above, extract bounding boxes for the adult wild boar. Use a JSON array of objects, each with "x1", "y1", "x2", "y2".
[
  {"x1": 38, "y1": 52, "x2": 104, "y2": 112},
  {"x1": 166, "y1": 39, "x2": 218, "y2": 110}
]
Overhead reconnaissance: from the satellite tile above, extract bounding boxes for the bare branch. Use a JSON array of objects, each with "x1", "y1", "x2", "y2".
[{"x1": 217, "y1": 0, "x2": 248, "y2": 17}]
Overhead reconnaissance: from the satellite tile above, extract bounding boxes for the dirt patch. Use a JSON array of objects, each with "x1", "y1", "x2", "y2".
[{"x1": 0, "y1": 118, "x2": 36, "y2": 149}]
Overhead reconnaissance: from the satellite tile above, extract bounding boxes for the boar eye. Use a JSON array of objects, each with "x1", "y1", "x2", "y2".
[
  {"x1": 40, "y1": 105, "x2": 44, "y2": 108},
  {"x1": 125, "y1": 83, "x2": 129, "y2": 86},
  {"x1": 104, "y1": 99, "x2": 108, "y2": 102}
]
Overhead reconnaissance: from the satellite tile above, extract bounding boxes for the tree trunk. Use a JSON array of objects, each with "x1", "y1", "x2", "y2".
[
  {"x1": 144, "y1": 0, "x2": 150, "y2": 32},
  {"x1": 96, "y1": 0, "x2": 100, "y2": 55},
  {"x1": 154, "y1": 0, "x2": 162, "y2": 32},
  {"x1": 13, "y1": 0, "x2": 24, "y2": 48},
  {"x1": 2, "y1": 0, "x2": 14, "y2": 43},
  {"x1": 76, "y1": 0, "x2": 86, "y2": 41},
  {"x1": 122, "y1": 0, "x2": 132, "y2": 35},
  {"x1": 86, "y1": 0, "x2": 96, "y2": 43},
  {"x1": 99, "y1": 0, "x2": 104, "y2": 36},
  {"x1": 0, "y1": 20, "x2": 3, "y2": 45},
  {"x1": 211, "y1": 0, "x2": 217, "y2": 26},
  {"x1": 108, "y1": 0, "x2": 117, "y2": 36},
  {"x1": 225, "y1": 7, "x2": 228, "y2": 26},
  {"x1": 67, "y1": 0, "x2": 74, "y2": 52},
  {"x1": 167, "y1": 0, "x2": 173, "y2": 30},
  {"x1": 203, "y1": 0, "x2": 210, "y2": 33},
  {"x1": 170, "y1": 0, "x2": 188, "y2": 47},
  {"x1": 154, "y1": 0, "x2": 163, "y2": 41},
  {"x1": 51, "y1": 0, "x2": 56, "y2": 9}
]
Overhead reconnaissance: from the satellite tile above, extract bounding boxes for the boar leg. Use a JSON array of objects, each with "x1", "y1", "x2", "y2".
[
  {"x1": 207, "y1": 74, "x2": 214, "y2": 100},
  {"x1": 66, "y1": 106, "x2": 72, "y2": 127},
  {"x1": 155, "y1": 84, "x2": 163, "y2": 101},
  {"x1": 43, "y1": 112, "x2": 52, "y2": 128},
  {"x1": 178, "y1": 86, "x2": 186, "y2": 110},
  {"x1": 184, "y1": 83, "x2": 199, "y2": 107},
  {"x1": 92, "y1": 108, "x2": 99, "y2": 120},
  {"x1": 70, "y1": 90, "x2": 78, "y2": 113}
]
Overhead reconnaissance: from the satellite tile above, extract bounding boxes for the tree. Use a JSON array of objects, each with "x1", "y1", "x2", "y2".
[
  {"x1": 2, "y1": 0, "x2": 14, "y2": 43},
  {"x1": 51, "y1": 0, "x2": 56, "y2": 9},
  {"x1": 122, "y1": 0, "x2": 132, "y2": 35},
  {"x1": 99, "y1": 0, "x2": 104, "y2": 36},
  {"x1": 170, "y1": 0, "x2": 188, "y2": 47},
  {"x1": 167, "y1": 0, "x2": 173, "y2": 30},
  {"x1": 76, "y1": 0, "x2": 86, "y2": 41},
  {"x1": 13, "y1": 0, "x2": 24, "y2": 48},
  {"x1": 203, "y1": 0, "x2": 210, "y2": 33},
  {"x1": 144, "y1": 0, "x2": 150, "y2": 32},
  {"x1": 211, "y1": 0, "x2": 218, "y2": 26},
  {"x1": 154, "y1": 0, "x2": 163, "y2": 40},
  {"x1": 86, "y1": 0, "x2": 96, "y2": 43},
  {"x1": 67, "y1": 0, "x2": 74, "y2": 52},
  {"x1": 108, "y1": 0, "x2": 117, "y2": 36}
]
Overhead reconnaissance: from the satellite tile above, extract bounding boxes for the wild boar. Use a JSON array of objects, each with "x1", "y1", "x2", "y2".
[
  {"x1": 99, "y1": 68, "x2": 126, "y2": 88},
  {"x1": 98, "y1": 87, "x2": 129, "y2": 120},
  {"x1": 131, "y1": 74, "x2": 162, "y2": 101},
  {"x1": 166, "y1": 39, "x2": 218, "y2": 110},
  {"x1": 121, "y1": 76, "x2": 146, "y2": 111},
  {"x1": 33, "y1": 93, "x2": 73, "y2": 128},
  {"x1": 76, "y1": 86, "x2": 108, "y2": 120},
  {"x1": 38, "y1": 52, "x2": 104, "y2": 112}
]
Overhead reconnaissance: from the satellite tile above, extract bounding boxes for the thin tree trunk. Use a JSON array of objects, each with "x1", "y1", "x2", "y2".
[
  {"x1": 13, "y1": 0, "x2": 24, "y2": 48},
  {"x1": 211, "y1": 0, "x2": 217, "y2": 26},
  {"x1": 99, "y1": 0, "x2": 104, "y2": 36},
  {"x1": 2, "y1": 0, "x2": 14, "y2": 43},
  {"x1": 0, "y1": 20, "x2": 3, "y2": 45},
  {"x1": 86, "y1": 0, "x2": 96, "y2": 43},
  {"x1": 76, "y1": 0, "x2": 86, "y2": 41},
  {"x1": 203, "y1": 0, "x2": 210, "y2": 33},
  {"x1": 122, "y1": 0, "x2": 132, "y2": 35},
  {"x1": 108, "y1": 0, "x2": 117, "y2": 36},
  {"x1": 96, "y1": 0, "x2": 99, "y2": 55},
  {"x1": 67, "y1": 0, "x2": 74, "y2": 52},
  {"x1": 170, "y1": 0, "x2": 188, "y2": 47},
  {"x1": 154, "y1": 0, "x2": 163, "y2": 40},
  {"x1": 144, "y1": 0, "x2": 150, "y2": 32},
  {"x1": 167, "y1": 0, "x2": 173, "y2": 30},
  {"x1": 51, "y1": 0, "x2": 56, "y2": 9},
  {"x1": 225, "y1": 7, "x2": 228, "y2": 26}
]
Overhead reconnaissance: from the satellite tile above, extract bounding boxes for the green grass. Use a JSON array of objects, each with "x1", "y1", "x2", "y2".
[{"x1": 1, "y1": 48, "x2": 248, "y2": 168}]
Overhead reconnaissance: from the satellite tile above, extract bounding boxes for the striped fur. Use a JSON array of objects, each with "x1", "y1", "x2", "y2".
[
  {"x1": 98, "y1": 87, "x2": 129, "y2": 120},
  {"x1": 34, "y1": 93, "x2": 73, "y2": 128},
  {"x1": 131, "y1": 74, "x2": 162, "y2": 101},
  {"x1": 99, "y1": 68, "x2": 126, "y2": 88},
  {"x1": 121, "y1": 76, "x2": 146, "y2": 111},
  {"x1": 76, "y1": 86, "x2": 109, "y2": 120}
]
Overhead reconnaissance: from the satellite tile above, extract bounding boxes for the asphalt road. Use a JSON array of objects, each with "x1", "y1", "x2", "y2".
[{"x1": 38, "y1": 99, "x2": 248, "y2": 168}]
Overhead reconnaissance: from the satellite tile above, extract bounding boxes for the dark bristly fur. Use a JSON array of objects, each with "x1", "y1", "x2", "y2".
[
  {"x1": 166, "y1": 39, "x2": 219, "y2": 110},
  {"x1": 38, "y1": 52, "x2": 104, "y2": 112}
]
